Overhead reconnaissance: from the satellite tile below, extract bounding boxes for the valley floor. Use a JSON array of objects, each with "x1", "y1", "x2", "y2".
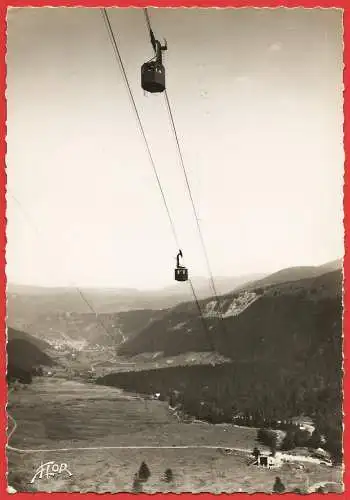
[{"x1": 7, "y1": 377, "x2": 343, "y2": 493}]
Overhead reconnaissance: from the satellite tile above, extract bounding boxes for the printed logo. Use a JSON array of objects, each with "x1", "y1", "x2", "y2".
[{"x1": 30, "y1": 461, "x2": 72, "y2": 483}]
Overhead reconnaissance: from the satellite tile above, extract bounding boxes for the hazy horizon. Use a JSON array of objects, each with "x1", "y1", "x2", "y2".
[
  {"x1": 7, "y1": 255, "x2": 342, "y2": 292},
  {"x1": 6, "y1": 7, "x2": 344, "y2": 291}
]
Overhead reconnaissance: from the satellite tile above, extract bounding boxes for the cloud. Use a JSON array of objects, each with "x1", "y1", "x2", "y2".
[{"x1": 269, "y1": 42, "x2": 283, "y2": 52}]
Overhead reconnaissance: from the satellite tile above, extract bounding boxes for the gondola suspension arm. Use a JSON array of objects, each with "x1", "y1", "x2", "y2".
[{"x1": 141, "y1": 8, "x2": 167, "y2": 93}]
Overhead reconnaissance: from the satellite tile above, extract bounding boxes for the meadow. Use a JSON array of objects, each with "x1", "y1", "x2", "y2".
[{"x1": 7, "y1": 377, "x2": 342, "y2": 493}]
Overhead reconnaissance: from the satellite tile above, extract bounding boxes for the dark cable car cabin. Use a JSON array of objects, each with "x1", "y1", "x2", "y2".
[
  {"x1": 175, "y1": 250, "x2": 188, "y2": 282},
  {"x1": 141, "y1": 61, "x2": 166, "y2": 93},
  {"x1": 141, "y1": 29, "x2": 167, "y2": 94}
]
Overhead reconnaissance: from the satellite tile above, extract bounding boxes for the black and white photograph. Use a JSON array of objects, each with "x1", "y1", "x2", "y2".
[{"x1": 6, "y1": 6, "x2": 344, "y2": 493}]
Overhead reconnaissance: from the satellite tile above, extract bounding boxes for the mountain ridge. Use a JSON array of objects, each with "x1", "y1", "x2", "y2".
[
  {"x1": 118, "y1": 269, "x2": 342, "y2": 358},
  {"x1": 7, "y1": 259, "x2": 342, "y2": 349}
]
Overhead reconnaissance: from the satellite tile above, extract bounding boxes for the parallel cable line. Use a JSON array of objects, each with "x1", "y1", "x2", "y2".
[
  {"x1": 100, "y1": 8, "x2": 179, "y2": 249},
  {"x1": 143, "y1": 8, "x2": 227, "y2": 334},
  {"x1": 101, "y1": 8, "x2": 216, "y2": 352},
  {"x1": 7, "y1": 190, "x2": 123, "y2": 353}
]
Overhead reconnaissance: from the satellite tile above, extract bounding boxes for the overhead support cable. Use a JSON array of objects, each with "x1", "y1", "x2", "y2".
[
  {"x1": 101, "y1": 8, "x2": 179, "y2": 248},
  {"x1": 143, "y1": 8, "x2": 227, "y2": 333},
  {"x1": 101, "y1": 8, "x2": 216, "y2": 352}
]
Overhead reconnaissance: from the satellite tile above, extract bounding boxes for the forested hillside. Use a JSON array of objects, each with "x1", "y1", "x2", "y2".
[
  {"x1": 98, "y1": 269, "x2": 343, "y2": 461},
  {"x1": 118, "y1": 270, "x2": 342, "y2": 358},
  {"x1": 7, "y1": 330, "x2": 54, "y2": 384}
]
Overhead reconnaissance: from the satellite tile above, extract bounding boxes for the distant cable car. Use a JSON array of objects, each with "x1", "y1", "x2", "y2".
[
  {"x1": 175, "y1": 249, "x2": 188, "y2": 282},
  {"x1": 141, "y1": 28, "x2": 167, "y2": 93}
]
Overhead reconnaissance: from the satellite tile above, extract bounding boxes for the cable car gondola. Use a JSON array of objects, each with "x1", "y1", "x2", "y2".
[
  {"x1": 141, "y1": 27, "x2": 167, "y2": 93},
  {"x1": 175, "y1": 249, "x2": 188, "y2": 282}
]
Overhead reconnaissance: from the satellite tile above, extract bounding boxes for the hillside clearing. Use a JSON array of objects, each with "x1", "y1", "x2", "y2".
[{"x1": 7, "y1": 378, "x2": 342, "y2": 493}]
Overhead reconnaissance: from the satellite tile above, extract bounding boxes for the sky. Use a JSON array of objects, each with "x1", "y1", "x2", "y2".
[{"x1": 6, "y1": 7, "x2": 344, "y2": 290}]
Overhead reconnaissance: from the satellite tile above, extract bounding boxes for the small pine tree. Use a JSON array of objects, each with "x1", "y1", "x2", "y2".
[
  {"x1": 138, "y1": 461, "x2": 151, "y2": 482},
  {"x1": 164, "y1": 468, "x2": 173, "y2": 483},
  {"x1": 273, "y1": 476, "x2": 286, "y2": 494}
]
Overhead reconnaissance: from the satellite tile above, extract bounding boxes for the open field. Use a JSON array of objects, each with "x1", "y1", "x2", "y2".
[
  {"x1": 8, "y1": 379, "x2": 260, "y2": 448},
  {"x1": 7, "y1": 378, "x2": 343, "y2": 493}
]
